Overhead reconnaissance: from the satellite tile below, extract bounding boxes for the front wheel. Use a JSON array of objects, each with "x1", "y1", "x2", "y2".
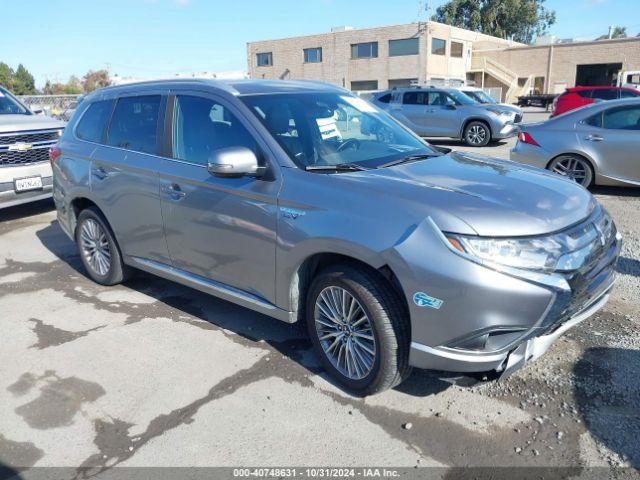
[
  {"x1": 463, "y1": 121, "x2": 491, "y2": 147},
  {"x1": 306, "y1": 265, "x2": 411, "y2": 395}
]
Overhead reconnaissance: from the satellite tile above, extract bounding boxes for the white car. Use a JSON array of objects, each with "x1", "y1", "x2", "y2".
[{"x1": 0, "y1": 87, "x2": 65, "y2": 209}]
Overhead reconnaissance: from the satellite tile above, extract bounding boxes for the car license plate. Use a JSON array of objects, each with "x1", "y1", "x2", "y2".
[{"x1": 14, "y1": 176, "x2": 43, "y2": 192}]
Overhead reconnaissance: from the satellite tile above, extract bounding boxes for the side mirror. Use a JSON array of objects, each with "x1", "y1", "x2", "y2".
[{"x1": 207, "y1": 147, "x2": 264, "y2": 178}]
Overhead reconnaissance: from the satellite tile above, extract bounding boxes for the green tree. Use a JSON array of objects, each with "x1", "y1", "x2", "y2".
[
  {"x1": 596, "y1": 26, "x2": 627, "y2": 40},
  {"x1": 0, "y1": 62, "x2": 14, "y2": 89},
  {"x1": 82, "y1": 69, "x2": 111, "y2": 92},
  {"x1": 12, "y1": 64, "x2": 36, "y2": 94},
  {"x1": 432, "y1": 0, "x2": 556, "y2": 44}
]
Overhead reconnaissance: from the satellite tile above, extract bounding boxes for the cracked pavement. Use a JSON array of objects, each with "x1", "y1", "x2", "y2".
[{"x1": 1, "y1": 119, "x2": 639, "y2": 476}]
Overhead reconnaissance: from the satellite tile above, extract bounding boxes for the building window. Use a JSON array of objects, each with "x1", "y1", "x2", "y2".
[
  {"x1": 303, "y1": 47, "x2": 322, "y2": 63},
  {"x1": 534, "y1": 76, "x2": 545, "y2": 94},
  {"x1": 351, "y1": 80, "x2": 378, "y2": 91},
  {"x1": 388, "y1": 78, "x2": 418, "y2": 89},
  {"x1": 351, "y1": 42, "x2": 378, "y2": 59},
  {"x1": 451, "y1": 41, "x2": 463, "y2": 58},
  {"x1": 389, "y1": 38, "x2": 419, "y2": 56},
  {"x1": 431, "y1": 38, "x2": 446, "y2": 55},
  {"x1": 256, "y1": 52, "x2": 273, "y2": 67}
]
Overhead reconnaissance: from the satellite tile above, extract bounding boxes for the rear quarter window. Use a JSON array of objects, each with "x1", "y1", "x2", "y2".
[
  {"x1": 592, "y1": 89, "x2": 617, "y2": 101},
  {"x1": 75, "y1": 100, "x2": 113, "y2": 143},
  {"x1": 575, "y1": 90, "x2": 593, "y2": 99},
  {"x1": 107, "y1": 95, "x2": 162, "y2": 154}
]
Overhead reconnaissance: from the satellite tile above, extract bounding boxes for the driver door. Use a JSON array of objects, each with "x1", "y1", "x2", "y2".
[
  {"x1": 157, "y1": 92, "x2": 281, "y2": 303},
  {"x1": 424, "y1": 91, "x2": 461, "y2": 137}
]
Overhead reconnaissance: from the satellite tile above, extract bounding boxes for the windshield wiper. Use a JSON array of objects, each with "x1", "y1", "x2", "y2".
[
  {"x1": 305, "y1": 163, "x2": 368, "y2": 172},
  {"x1": 378, "y1": 153, "x2": 441, "y2": 169}
]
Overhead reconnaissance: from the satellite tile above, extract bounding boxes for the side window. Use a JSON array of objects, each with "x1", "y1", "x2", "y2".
[
  {"x1": 592, "y1": 89, "x2": 617, "y2": 101},
  {"x1": 602, "y1": 106, "x2": 640, "y2": 130},
  {"x1": 107, "y1": 95, "x2": 161, "y2": 154},
  {"x1": 403, "y1": 92, "x2": 427, "y2": 105},
  {"x1": 621, "y1": 89, "x2": 640, "y2": 99},
  {"x1": 377, "y1": 93, "x2": 392, "y2": 104},
  {"x1": 76, "y1": 100, "x2": 113, "y2": 143},
  {"x1": 172, "y1": 95, "x2": 258, "y2": 166},
  {"x1": 576, "y1": 90, "x2": 593, "y2": 99},
  {"x1": 427, "y1": 92, "x2": 454, "y2": 106},
  {"x1": 585, "y1": 113, "x2": 603, "y2": 128}
]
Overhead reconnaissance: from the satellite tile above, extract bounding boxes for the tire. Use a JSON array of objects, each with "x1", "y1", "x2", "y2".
[
  {"x1": 75, "y1": 207, "x2": 130, "y2": 286},
  {"x1": 305, "y1": 265, "x2": 411, "y2": 395},
  {"x1": 463, "y1": 121, "x2": 491, "y2": 147},
  {"x1": 548, "y1": 154, "x2": 594, "y2": 188}
]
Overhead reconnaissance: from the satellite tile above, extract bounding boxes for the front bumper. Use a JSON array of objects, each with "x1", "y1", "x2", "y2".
[
  {"x1": 0, "y1": 162, "x2": 53, "y2": 209},
  {"x1": 399, "y1": 208, "x2": 620, "y2": 378}
]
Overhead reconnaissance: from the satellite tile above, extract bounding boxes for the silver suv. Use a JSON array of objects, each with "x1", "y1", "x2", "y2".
[
  {"x1": 1, "y1": 86, "x2": 65, "y2": 209},
  {"x1": 371, "y1": 86, "x2": 519, "y2": 146},
  {"x1": 54, "y1": 80, "x2": 619, "y2": 395}
]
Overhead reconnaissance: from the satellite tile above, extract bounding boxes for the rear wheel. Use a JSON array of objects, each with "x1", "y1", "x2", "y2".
[
  {"x1": 306, "y1": 265, "x2": 411, "y2": 395},
  {"x1": 76, "y1": 207, "x2": 130, "y2": 285},
  {"x1": 548, "y1": 154, "x2": 594, "y2": 187},
  {"x1": 463, "y1": 121, "x2": 491, "y2": 147}
]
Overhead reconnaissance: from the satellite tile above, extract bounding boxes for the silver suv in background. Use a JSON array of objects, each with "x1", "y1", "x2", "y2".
[
  {"x1": 54, "y1": 80, "x2": 619, "y2": 395},
  {"x1": 371, "y1": 86, "x2": 519, "y2": 146},
  {"x1": 0, "y1": 86, "x2": 65, "y2": 209}
]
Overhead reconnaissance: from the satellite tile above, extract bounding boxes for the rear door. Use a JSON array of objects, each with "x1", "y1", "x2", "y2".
[
  {"x1": 398, "y1": 91, "x2": 431, "y2": 135},
  {"x1": 157, "y1": 91, "x2": 280, "y2": 303},
  {"x1": 579, "y1": 105, "x2": 640, "y2": 183},
  {"x1": 90, "y1": 92, "x2": 170, "y2": 264}
]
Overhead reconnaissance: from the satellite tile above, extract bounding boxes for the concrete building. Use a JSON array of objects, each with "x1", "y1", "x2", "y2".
[
  {"x1": 247, "y1": 21, "x2": 518, "y2": 92},
  {"x1": 247, "y1": 22, "x2": 640, "y2": 103},
  {"x1": 470, "y1": 36, "x2": 640, "y2": 98}
]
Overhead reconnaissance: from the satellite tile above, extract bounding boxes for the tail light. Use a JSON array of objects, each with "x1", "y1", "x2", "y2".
[
  {"x1": 49, "y1": 146, "x2": 61, "y2": 166},
  {"x1": 518, "y1": 131, "x2": 539, "y2": 147}
]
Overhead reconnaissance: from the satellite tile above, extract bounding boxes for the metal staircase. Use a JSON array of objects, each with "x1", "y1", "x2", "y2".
[{"x1": 468, "y1": 56, "x2": 532, "y2": 104}]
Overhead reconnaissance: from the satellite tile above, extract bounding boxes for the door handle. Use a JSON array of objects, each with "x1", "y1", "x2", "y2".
[
  {"x1": 163, "y1": 183, "x2": 186, "y2": 200},
  {"x1": 585, "y1": 134, "x2": 604, "y2": 142}
]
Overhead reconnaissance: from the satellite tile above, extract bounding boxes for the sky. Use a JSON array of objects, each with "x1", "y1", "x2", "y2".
[{"x1": 1, "y1": 0, "x2": 638, "y2": 88}]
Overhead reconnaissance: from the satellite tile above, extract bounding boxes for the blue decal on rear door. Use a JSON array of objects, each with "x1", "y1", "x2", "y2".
[{"x1": 413, "y1": 292, "x2": 443, "y2": 309}]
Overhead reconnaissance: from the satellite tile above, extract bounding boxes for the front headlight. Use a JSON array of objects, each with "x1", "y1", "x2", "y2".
[
  {"x1": 486, "y1": 108, "x2": 510, "y2": 117},
  {"x1": 445, "y1": 210, "x2": 614, "y2": 272}
]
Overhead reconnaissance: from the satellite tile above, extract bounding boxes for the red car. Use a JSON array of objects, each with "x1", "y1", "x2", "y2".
[{"x1": 550, "y1": 85, "x2": 640, "y2": 117}]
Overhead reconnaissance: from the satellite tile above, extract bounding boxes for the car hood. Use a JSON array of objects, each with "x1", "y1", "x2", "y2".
[
  {"x1": 480, "y1": 103, "x2": 521, "y2": 116},
  {"x1": 0, "y1": 114, "x2": 65, "y2": 133},
  {"x1": 342, "y1": 151, "x2": 595, "y2": 237}
]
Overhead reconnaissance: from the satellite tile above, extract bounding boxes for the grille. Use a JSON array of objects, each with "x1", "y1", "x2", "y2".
[
  {"x1": 0, "y1": 130, "x2": 60, "y2": 146},
  {"x1": 514, "y1": 113, "x2": 523, "y2": 123},
  {"x1": 0, "y1": 148, "x2": 49, "y2": 166}
]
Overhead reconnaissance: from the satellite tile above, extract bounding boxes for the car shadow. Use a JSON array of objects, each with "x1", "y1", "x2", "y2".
[
  {"x1": 427, "y1": 138, "x2": 510, "y2": 149},
  {"x1": 0, "y1": 199, "x2": 54, "y2": 223},
  {"x1": 591, "y1": 185, "x2": 640, "y2": 198},
  {"x1": 573, "y1": 347, "x2": 640, "y2": 467},
  {"x1": 34, "y1": 219, "x2": 450, "y2": 398},
  {"x1": 0, "y1": 463, "x2": 23, "y2": 480}
]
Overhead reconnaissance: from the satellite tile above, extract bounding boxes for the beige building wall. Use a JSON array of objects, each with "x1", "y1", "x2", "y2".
[
  {"x1": 247, "y1": 21, "x2": 516, "y2": 90},
  {"x1": 475, "y1": 37, "x2": 640, "y2": 94}
]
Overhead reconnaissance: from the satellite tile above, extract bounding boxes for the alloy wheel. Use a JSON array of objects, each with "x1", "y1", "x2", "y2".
[
  {"x1": 314, "y1": 286, "x2": 377, "y2": 380},
  {"x1": 79, "y1": 219, "x2": 112, "y2": 276},
  {"x1": 467, "y1": 125, "x2": 487, "y2": 145},
  {"x1": 550, "y1": 156, "x2": 592, "y2": 186}
]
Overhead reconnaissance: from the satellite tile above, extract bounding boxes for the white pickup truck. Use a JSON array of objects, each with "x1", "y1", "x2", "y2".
[
  {"x1": 0, "y1": 86, "x2": 65, "y2": 209},
  {"x1": 618, "y1": 70, "x2": 640, "y2": 91}
]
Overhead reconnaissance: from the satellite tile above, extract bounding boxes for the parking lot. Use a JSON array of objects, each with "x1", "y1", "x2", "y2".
[{"x1": 1, "y1": 108, "x2": 639, "y2": 475}]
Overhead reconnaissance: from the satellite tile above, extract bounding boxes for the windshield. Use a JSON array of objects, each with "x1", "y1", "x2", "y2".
[
  {"x1": 240, "y1": 92, "x2": 437, "y2": 169},
  {"x1": 464, "y1": 90, "x2": 497, "y2": 104},
  {"x1": 0, "y1": 88, "x2": 30, "y2": 115},
  {"x1": 447, "y1": 89, "x2": 477, "y2": 106}
]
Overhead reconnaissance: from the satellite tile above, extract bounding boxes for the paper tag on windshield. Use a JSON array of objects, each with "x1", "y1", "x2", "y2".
[{"x1": 340, "y1": 95, "x2": 377, "y2": 113}]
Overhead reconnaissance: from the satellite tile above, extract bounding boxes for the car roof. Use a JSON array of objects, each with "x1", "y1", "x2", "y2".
[
  {"x1": 86, "y1": 78, "x2": 349, "y2": 101},
  {"x1": 567, "y1": 85, "x2": 630, "y2": 92}
]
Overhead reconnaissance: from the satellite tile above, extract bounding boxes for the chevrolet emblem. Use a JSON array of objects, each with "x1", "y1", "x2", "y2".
[{"x1": 8, "y1": 142, "x2": 33, "y2": 152}]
